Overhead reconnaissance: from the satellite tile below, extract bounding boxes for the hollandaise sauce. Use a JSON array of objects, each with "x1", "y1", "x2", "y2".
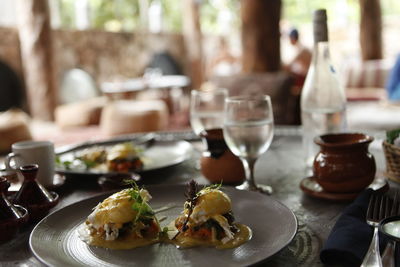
[
  {"x1": 78, "y1": 224, "x2": 159, "y2": 250},
  {"x1": 166, "y1": 223, "x2": 252, "y2": 249}
]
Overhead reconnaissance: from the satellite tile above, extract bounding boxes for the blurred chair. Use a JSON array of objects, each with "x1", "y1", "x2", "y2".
[
  {"x1": 55, "y1": 96, "x2": 107, "y2": 128},
  {"x1": 0, "y1": 60, "x2": 25, "y2": 112},
  {"x1": 55, "y1": 68, "x2": 105, "y2": 128},
  {"x1": 0, "y1": 109, "x2": 32, "y2": 154},
  {"x1": 341, "y1": 59, "x2": 392, "y2": 101},
  {"x1": 59, "y1": 68, "x2": 100, "y2": 104},
  {"x1": 147, "y1": 51, "x2": 183, "y2": 75},
  {"x1": 100, "y1": 99, "x2": 168, "y2": 136},
  {"x1": 209, "y1": 72, "x2": 296, "y2": 125},
  {"x1": 343, "y1": 59, "x2": 392, "y2": 89}
]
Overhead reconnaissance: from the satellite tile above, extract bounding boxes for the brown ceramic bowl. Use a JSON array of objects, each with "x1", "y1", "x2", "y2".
[
  {"x1": 0, "y1": 205, "x2": 28, "y2": 243},
  {"x1": 313, "y1": 133, "x2": 376, "y2": 193}
]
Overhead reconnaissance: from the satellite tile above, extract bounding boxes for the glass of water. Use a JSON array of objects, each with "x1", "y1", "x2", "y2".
[
  {"x1": 223, "y1": 95, "x2": 274, "y2": 194},
  {"x1": 190, "y1": 88, "x2": 228, "y2": 137}
]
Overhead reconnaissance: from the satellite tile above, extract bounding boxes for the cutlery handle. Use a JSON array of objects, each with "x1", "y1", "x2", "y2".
[
  {"x1": 361, "y1": 227, "x2": 383, "y2": 267},
  {"x1": 381, "y1": 241, "x2": 395, "y2": 267}
]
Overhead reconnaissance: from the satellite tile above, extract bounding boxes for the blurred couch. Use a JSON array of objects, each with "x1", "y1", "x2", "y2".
[
  {"x1": 209, "y1": 72, "x2": 297, "y2": 125},
  {"x1": 341, "y1": 59, "x2": 392, "y2": 101}
]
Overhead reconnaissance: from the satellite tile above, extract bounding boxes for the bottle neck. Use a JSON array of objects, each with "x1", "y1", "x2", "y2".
[
  {"x1": 313, "y1": 19, "x2": 328, "y2": 43},
  {"x1": 311, "y1": 41, "x2": 331, "y2": 65}
]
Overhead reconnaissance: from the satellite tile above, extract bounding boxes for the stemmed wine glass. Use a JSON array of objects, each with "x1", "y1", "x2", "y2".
[
  {"x1": 190, "y1": 88, "x2": 246, "y2": 184},
  {"x1": 190, "y1": 88, "x2": 227, "y2": 137},
  {"x1": 223, "y1": 95, "x2": 274, "y2": 194}
]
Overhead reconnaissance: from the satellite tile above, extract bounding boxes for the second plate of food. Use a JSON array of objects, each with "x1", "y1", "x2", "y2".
[
  {"x1": 56, "y1": 139, "x2": 193, "y2": 177},
  {"x1": 30, "y1": 185, "x2": 297, "y2": 267}
]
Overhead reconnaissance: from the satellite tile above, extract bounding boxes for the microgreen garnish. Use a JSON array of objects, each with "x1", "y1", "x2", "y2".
[
  {"x1": 159, "y1": 226, "x2": 173, "y2": 238},
  {"x1": 124, "y1": 180, "x2": 155, "y2": 224},
  {"x1": 55, "y1": 156, "x2": 61, "y2": 165},
  {"x1": 173, "y1": 180, "x2": 199, "y2": 239},
  {"x1": 123, "y1": 179, "x2": 140, "y2": 187},
  {"x1": 198, "y1": 181, "x2": 222, "y2": 196},
  {"x1": 55, "y1": 156, "x2": 72, "y2": 169},
  {"x1": 81, "y1": 159, "x2": 97, "y2": 169}
]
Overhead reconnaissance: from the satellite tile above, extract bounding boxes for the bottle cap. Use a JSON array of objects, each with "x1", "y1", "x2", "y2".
[
  {"x1": 313, "y1": 9, "x2": 327, "y2": 23},
  {"x1": 313, "y1": 9, "x2": 328, "y2": 43}
]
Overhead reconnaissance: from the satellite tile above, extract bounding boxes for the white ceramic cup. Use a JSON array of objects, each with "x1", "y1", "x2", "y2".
[{"x1": 5, "y1": 141, "x2": 55, "y2": 188}]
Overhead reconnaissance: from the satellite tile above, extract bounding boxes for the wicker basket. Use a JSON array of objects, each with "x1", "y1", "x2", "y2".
[{"x1": 383, "y1": 140, "x2": 400, "y2": 182}]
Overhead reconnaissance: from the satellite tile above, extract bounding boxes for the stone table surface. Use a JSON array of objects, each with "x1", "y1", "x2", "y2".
[{"x1": 0, "y1": 127, "x2": 392, "y2": 266}]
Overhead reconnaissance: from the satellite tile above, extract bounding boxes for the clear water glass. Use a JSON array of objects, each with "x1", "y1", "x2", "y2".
[
  {"x1": 223, "y1": 95, "x2": 274, "y2": 194},
  {"x1": 190, "y1": 88, "x2": 228, "y2": 136}
]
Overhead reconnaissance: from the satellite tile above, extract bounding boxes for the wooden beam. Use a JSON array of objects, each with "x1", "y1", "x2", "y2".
[
  {"x1": 16, "y1": 0, "x2": 56, "y2": 121},
  {"x1": 241, "y1": 0, "x2": 282, "y2": 72},
  {"x1": 182, "y1": 0, "x2": 204, "y2": 89},
  {"x1": 359, "y1": 0, "x2": 382, "y2": 60}
]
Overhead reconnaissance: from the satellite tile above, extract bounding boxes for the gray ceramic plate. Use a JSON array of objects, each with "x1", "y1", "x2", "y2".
[
  {"x1": 30, "y1": 185, "x2": 297, "y2": 267},
  {"x1": 56, "y1": 140, "x2": 193, "y2": 176}
]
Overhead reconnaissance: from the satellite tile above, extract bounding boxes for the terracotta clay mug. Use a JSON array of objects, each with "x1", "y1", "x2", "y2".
[{"x1": 313, "y1": 133, "x2": 376, "y2": 193}]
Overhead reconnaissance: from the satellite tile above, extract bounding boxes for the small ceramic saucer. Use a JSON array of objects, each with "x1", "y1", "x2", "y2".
[
  {"x1": 48, "y1": 173, "x2": 66, "y2": 190},
  {"x1": 8, "y1": 173, "x2": 66, "y2": 192},
  {"x1": 6, "y1": 191, "x2": 59, "y2": 223},
  {"x1": 300, "y1": 176, "x2": 389, "y2": 201},
  {"x1": 97, "y1": 172, "x2": 141, "y2": 190}
]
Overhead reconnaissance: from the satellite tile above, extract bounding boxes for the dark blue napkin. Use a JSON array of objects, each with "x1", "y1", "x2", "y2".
[{"x1": 320, "y1": 189, "x2": 388, "y2": 266}]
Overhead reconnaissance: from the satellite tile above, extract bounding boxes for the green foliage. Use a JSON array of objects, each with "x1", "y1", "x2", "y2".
[
  {"x1": 58, "y1": 0, "x2": 400, "y2": 34},
  {"x1": 386, "y1": 129, "x2": 400, "y2": 144},
  {"x1": 90, "y1": 0, "x2": 140, "y2": 31},
  {"x1": 160, "y1": 0, "x2": 182, "y2": 32},
  {"x1": 57, "y1": 0, "x2": 238, "y2": 33},
  {"x1": 282, "y1": 0, "x2": 360, "y2": 26},
  {"x1": 200, "y1": 0, "x2": 240, "y2": 35},
  {"x1": 59, "y1": 0, "x2": 75, "y2": 29},
  {"x1": 382, "y1": 0, "x2": 400, "y2": 16}
]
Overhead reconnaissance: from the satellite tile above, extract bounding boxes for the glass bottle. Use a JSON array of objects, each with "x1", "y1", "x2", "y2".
[{"x1": 300, "y1": 9, "x2": 347, "y2": 167}]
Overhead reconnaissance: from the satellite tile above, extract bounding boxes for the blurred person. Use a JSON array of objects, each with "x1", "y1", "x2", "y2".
[
  {"x1": 386, "y1": 54, "x2": 400, "y2": 100},
  {"x1": 284, "y1": 28, "x2": 312, "y2": 87},
  {"x1": 207, "y1": 37, "x2": 240, "y2": 78},
  {"x1": 282, "y1": 28, "x2": 312, "y2": 125}
]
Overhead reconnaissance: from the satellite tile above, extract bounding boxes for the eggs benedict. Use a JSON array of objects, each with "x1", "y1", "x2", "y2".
[
  {"x1": 170, "y1": 181, "x2": 252, "y2": 249},
  {"x1": 79, "y1": 186, "x2": 160, "y2": 249},
  {"x1": 106, "y1": 143, "x2": 143, "y2": 172}
]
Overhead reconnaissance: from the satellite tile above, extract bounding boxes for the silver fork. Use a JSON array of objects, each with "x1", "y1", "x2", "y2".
[
  {"x1": 361, "y1": 193, "x2": 390, "y2": 267},
  {"x1": 381, "y1": 191, "x2": 400, "y2": 267}
]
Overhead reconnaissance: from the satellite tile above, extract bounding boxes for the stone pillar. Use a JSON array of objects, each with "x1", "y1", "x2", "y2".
[
  {"x1": 16, "y1": 0, "x2": 56, "y2": 120},
  {"x1": 182, "y1": 0, "x2": 203, "y2": 89},
  {"x1": 241, "y1": 0, "x2": 282, "y2": 72}
]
